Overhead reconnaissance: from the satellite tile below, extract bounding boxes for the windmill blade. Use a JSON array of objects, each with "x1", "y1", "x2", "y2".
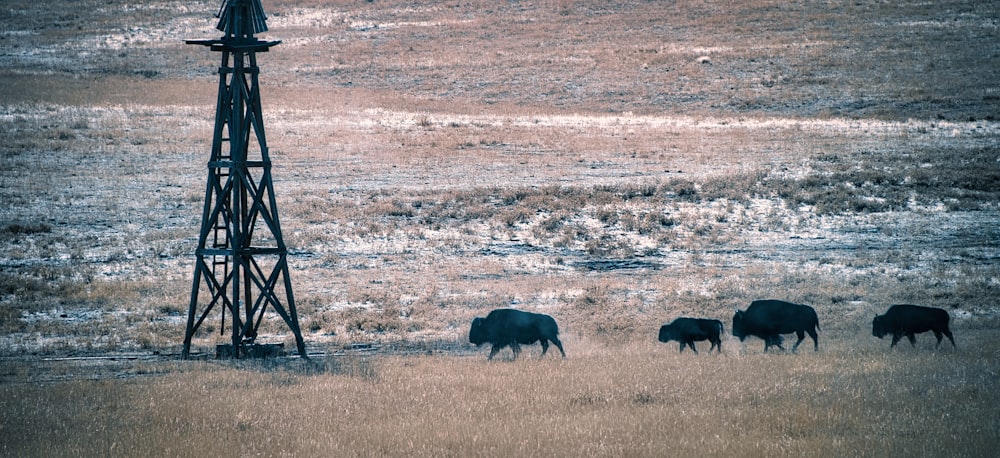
[{"x1": 216, "y1": 0, "x2": 269, "y2": 36}]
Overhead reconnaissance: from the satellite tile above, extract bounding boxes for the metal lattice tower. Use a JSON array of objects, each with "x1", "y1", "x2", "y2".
[{"x1": 182, "y1": 0, "x2": 306, "y2": 358}]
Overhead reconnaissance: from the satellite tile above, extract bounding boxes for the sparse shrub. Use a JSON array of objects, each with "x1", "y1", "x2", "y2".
[
  {"x1": 700, "y1": 169, "x2": 767, "y2": 202},
  {"x1": 0, "y1": 273, "x2": 50, "y2": 297},
  {"x1": 1, "y1": 222, "x2": 52, "y2": 235},
  {"x1": 498, "y1": 207, "x2": 532, "y2": 227},
  {"x1": 157, "y1": 303, "x2": 184, "y2": 316},
  {"x1": 341, "y1": 306, "x2": 406, "y2": 333},
  {"x1": 500, "y1": 188, "x2": 529, "y2": 205},
  {"x1": 0, "y1": 305, "x2": 22, "y2": 333},
  {"x1": 620, "y1": 210, "x2": 672, "y2": 235},
  {"x1": 668, "y1": 179, "x2": 699, "y2": 201},
  {"x1": 595, "y1": 207, "x2": 618, "y2": 225},
  {"x1": 369, "y1": 199, "x2": 414, "y2": 218},
  {"x1": 690, "y1": 222, "x2": 714, "y2": 237},
  {"x1": 52, "y1": 127, "x2": 75, "y2": 140},
  {"x1": 533, "y1": 211, "x2": 569, "y2": 239}
]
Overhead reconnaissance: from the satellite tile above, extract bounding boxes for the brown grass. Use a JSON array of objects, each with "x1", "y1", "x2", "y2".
[{"x1": 3, "y1": 332, "x2": 998, "y2": 456}]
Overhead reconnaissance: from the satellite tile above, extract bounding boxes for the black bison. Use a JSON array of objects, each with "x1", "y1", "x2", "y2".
[
  {"x1": 732, "y1": 299, "x2": 820, "y2": 352},
  {"x1": 872, "y1": 304, "x2": 956, "y2": 349},
  {"x1": 468, "y1": 308, "x2": 566, "y2": 360},
  {"x1": 658, "y1": 317, "x2": 724, "y2": 353}
]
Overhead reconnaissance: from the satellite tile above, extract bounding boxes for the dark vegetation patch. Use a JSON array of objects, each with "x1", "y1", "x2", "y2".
[
  {"x1": 574, "y1": 259, "x2": 661, "y2": 272},
  {"x1": 769, "y1": 147, "x2": 1000, "y2": 213},
  {"x1": 0, "y1": 271, "x2": 65, "y2": 333},
  {"x1": 1, "y1": 222, "x2": 52, "y2": 235},
  {"x1": 341, "y1": 146, "x2": 1000, "y2": 237}
]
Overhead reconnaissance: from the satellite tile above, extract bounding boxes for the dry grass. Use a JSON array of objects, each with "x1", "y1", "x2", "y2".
[{"x1": 2, "y1": 332, "x2": 999, "y2": 457}]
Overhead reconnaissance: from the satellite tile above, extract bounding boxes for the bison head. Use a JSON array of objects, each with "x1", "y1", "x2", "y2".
[
  {"x1": 468, "y1": 317, "x2": 487, "y2": 345},
  {"x1": 872, "y1": 315, "x2": 887, "y2": 338},
  {"x1": 731, "y1": 310, "x2": 747, "y2": 341},
  {"x1": 657, "y1": 325, "x2": 674, "y2": 343}
]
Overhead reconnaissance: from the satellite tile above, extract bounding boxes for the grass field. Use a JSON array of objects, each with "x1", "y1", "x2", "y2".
[
  {"x1": 0, "y1": 330, "x2": 1000, "y2": 456},
  {"x1": 3, "y1": 332, "x2": 999, "y2": 456},
  {"x1": 1, "y1": 0, "x2": 999, "y2": 455}
]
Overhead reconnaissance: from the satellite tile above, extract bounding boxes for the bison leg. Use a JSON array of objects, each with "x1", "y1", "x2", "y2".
[
  {"x1": 511, "y1": 342, "x2": 521, "y2": 360},
  {"x1": 942, "y1": 329, "x2": 956, "y2": 348},
  {"x1": 488, "y1": 344, "x2": 504, "y2": 360},
  {"x1": 933, "y1": 330, "x2": 956, "y2": 349},
  {"x1": 807, "y1": 328, "x2": 819, "y2": 352},
  {"x1": 678, "y1": 342, "x2": 686, "y2": 353},
  {"x1": 687, "y1": 341, "x2": 698, "y2": 354},
  {"x1": 540, "y1": 340, "x2": 550, "y2": 356},
  {"x1": 765, "y1": 335, "x2": 784, "y2": 352},
  {"x1": 709, "y1": 338, "x2": 721, "y2": 353},
  {"x1": 791, "y1": 330, "x2": 806, "y2": 352},
  {"x1": 931, "y1": 329, "x2": 956, "y2": 348},
  {"x1": 549, "y1": 338, "x2": 566, "y2": 358},
  {"x1": 932, "y1": 330, "x2": 944, "y2": 348},
  {"x1": 906, "y1": 333, "x2": 917, "y2": 347}
]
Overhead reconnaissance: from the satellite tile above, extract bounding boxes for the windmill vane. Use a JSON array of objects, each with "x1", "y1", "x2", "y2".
[{"x1": 216, "y1": 0, "x2": 269, "y2": 37}]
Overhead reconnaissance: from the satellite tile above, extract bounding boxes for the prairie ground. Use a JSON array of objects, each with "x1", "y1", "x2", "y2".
[
  {"x1": 3, "y1": 333, "x2": 999, "y2": 457},
  {"x1": 1, "y1": 0, "x2": 999, "y2": 455}
]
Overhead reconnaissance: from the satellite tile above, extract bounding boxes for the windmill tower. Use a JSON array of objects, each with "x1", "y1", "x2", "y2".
[{"x1": 182, "y1": 0, "x2": 306, "y2": 359}]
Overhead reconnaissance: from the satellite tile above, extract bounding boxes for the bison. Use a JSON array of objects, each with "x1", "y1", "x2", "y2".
[
  {"x1": 468, "y1": 308, "x2": 566, "y2": 360},
  {"x1": 658, "y1": 317, "x2": 724, "y2": 353},
  {"x1": 872, "y1": 304, "x2": 956, "y2": 349},
  {"x1": 732, "y1": 299, "x2": 820, "y2": 352}
]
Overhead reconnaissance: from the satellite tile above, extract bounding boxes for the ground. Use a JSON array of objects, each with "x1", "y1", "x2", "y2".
[{"x1": 0, "y1": 0, "x2": 998, "y2": 356}]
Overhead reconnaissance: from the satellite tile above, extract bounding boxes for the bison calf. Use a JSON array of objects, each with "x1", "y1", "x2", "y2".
[
  {"x1": 658, "y1": 317, "x2": 724, "y2": 353},
  {"x1": 468, "y1": 308, "x2": 566, "y2": 360},
  {"x1": 872, "y1": 304, "x2": 956, "y2": 349}
]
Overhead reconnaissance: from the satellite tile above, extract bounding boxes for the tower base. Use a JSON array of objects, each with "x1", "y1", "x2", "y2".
[{"x1": 215, "y1": 343, "x2": 286, "y2": 359}]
